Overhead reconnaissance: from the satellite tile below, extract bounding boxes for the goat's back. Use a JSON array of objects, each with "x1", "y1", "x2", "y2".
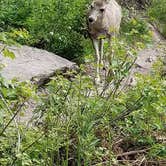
[{"x1": 105, "y1": 0, "x2": 122, "y2": 33}]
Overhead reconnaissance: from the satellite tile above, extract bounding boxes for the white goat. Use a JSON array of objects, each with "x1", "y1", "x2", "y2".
[{"x1": 87, "y1": 0, "x2": 122, "y2": 83}]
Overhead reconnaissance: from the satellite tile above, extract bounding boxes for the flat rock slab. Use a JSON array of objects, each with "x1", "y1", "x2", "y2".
[{"x1": 0, "y1": 44, "x2": 76, "y2": 85}]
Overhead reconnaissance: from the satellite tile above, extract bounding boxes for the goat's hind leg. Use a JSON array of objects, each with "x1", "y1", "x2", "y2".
[{"x1": 107, "y1": 35, "x2": 115, "y2": 77}]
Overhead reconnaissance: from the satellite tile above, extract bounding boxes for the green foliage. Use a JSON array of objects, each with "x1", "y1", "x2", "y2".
[
  {"x1": 2, "y1": 48, "x2": 15, "y2": 59},
  {"x1": 118, "y1": 0, "x2": 151, "y2": 9},
  {"x1": 0, "y1": 0, "x2": 89, "y2": 60},
  {"x1": 0, "y1": 1, "x2": 165, "y2": 165},
  {"x1": 148, "y1": 0, "x2": 166, "y2": 37},
  {"x1": 120, "y1": 71, "x2": 166, "y2": 144},
  {"x1": 0, "y1": 78, "x2": 37, "y2": 165},
  {"x1": 0, "y1": 0, "x2": 32, "y2": 29},
  {"x1": 0, "y1": 50, "x2": 165, "y2": 165},
  {"x1": 0, "y1": 0, "x2": 154, "y2": 61},
  {"x1": 148, "y1": 0, "x2": 166, "y2": 24},
  {"x1": 0, "y1": 38, "x2": 38, "y2": 165},
  {"x1": 24, "y1": 59, "x2": 164, "y2": 165},
  {"x1": 0, "y1": 32, "x2": 18, "y2": 46},
  {"x1": 1, "y1": 24, "x2": 165, "y2": 164},
  {"x1": 121, "y1": 15, "x2": 152, "y2": 46}
]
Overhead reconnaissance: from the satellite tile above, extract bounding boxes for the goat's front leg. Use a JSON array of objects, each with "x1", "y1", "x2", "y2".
[
  {"x1": 92, "y1": 38, "x2": 100, "y2": 83},
  {"x1": 99, "y1": 38, "x2": 104, "y2": 67}
]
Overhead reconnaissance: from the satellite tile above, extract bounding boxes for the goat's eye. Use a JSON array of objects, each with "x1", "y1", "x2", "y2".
[
  {"x1": 100, "y1": 8, "x2": 105, "y2": 12},
  {"x1": 91, "y1": 5, "x2": 94, "y2": 9}
]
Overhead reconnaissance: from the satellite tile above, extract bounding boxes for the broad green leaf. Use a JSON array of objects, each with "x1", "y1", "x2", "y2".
[{"x1": 2, "y1": 48, "x2": 15, "y2": 59}]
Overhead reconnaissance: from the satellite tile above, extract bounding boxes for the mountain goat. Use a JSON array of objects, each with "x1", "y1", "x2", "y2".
[{"x1": 87, "y1": 0, "x2": 122, "y2": 83}]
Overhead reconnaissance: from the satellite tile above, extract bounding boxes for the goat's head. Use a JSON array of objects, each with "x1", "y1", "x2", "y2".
[{"x1": 88, "y1": 0, "x2": 109, "y2": 24}]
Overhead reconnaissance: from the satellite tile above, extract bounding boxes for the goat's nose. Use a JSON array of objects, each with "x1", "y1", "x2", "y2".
[{"x1": 89, "y1": 17, "x2": 94, "y2": 23}]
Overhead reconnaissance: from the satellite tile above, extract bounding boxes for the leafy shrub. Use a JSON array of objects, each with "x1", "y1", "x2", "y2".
[
  {"x1": 121, "y1": 14, "x2": 152, "y2": 46},
  {"x1": 0, "y1": 0, "x2": 89, "y2": 60},
  {"x1": 25, "y1": 60, "x2": 165, "y2": 165},
  {"x1": 118, "y1": 0, "x2": 152, "y2": 9},
  {"x1": 0, "y1": 31, "x2": 165, "y2": 165},
  {"x1": 148, "y1": 0, "x2": 166, "y2": 37},
  {"x1": 0, "y1": 0, "x2": 32, "y2": 30},
  {"x1": 0, "y1": 74, "x2": 37, "y2": 165}
]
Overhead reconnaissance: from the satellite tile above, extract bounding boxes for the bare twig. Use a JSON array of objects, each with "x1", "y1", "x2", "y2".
[
  {"x1": 138, "y1": 155, "x2": 146, "y2": 166},
  {"x1": 118, "y1": 159, "x2": 166, "y2": 165},
  {"x1": 91, "y1": 160, "x2": 110, "y2": 166},
  {"x1": 92, "y1": 158, "x2": 166, "y2": 166},
  {"x1": 116, "y1": 148, "x2": 150, "y2": 158},
  {"x1": 113, "y1": 138, "x2": 124, "y2": 146}
]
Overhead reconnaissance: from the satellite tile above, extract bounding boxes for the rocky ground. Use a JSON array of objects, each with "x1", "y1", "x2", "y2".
[
  {"x1": 0, "y1": 44, "x2": 76, "y2": 86},
  {"x1": 0, "y1": 44, "x2": 76, "y2": 125},
  {"x1": 124, "y1": 25, "x2": 166, "y2": 87}
]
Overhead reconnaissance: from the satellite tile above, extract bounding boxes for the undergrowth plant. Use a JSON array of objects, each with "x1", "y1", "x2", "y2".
[
  {"x1": 7, "y1": 32, "x2": 163, "y2": 165},
  {"x1": 0, "y1": 34, "x2": 38, "y2": 165},
  {"x1": 25, "y1": 58, "x2": 165, "y2": 165},
  {"x1": 0, "y1": 2, "x2": 165, "y2": 166}
]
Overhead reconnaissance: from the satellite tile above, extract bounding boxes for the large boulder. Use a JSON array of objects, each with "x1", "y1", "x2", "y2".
[{"x1": 0, "y1": 44, "x2": 76, "y2": 85}]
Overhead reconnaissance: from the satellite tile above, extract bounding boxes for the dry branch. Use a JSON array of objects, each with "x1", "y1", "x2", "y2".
[{"x1": 116, "y1": 148, "x2": 150, "y2": 158}]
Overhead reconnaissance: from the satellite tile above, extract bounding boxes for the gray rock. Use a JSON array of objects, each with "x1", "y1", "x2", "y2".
[
  {"x1": 121, "y1": 25, "x2": 166, "y2": 88},
  {"x1": 0, "y1": 44, "x2": 76, "y2": 85}
]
